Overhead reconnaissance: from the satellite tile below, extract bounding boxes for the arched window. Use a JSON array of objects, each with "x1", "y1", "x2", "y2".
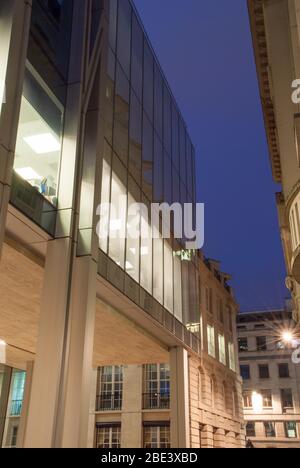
[{"x1": 198, "y1": 367, "x2": 206, "y2": 407}]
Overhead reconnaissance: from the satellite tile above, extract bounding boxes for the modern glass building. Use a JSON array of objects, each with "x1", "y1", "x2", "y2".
[{"x1": 0, "y1": 0, "x2": 241, "y2": 449}]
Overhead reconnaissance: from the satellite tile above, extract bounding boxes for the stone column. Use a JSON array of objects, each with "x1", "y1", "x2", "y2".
[
  {"x1": 170, "y1": 347, "x2": 190, "y2": 448},
  {"x1": 200, "y1": 425, "x2": 214, "y2": 448},
  {"x1": 213, "y1": 428, "x2": 225, "y2": 448},
  {"x1": 121, "y1": 365, "x2": 143, "y2": 448}
]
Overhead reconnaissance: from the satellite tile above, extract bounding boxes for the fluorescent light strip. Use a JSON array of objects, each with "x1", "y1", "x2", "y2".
[{"x1": 23, "y1": 133, "x2": 61, "y2": 154}]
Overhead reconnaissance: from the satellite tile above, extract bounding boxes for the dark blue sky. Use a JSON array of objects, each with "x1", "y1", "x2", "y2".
[{"x1": 134, "y1": 0, "x2": 287, "y2": 311}]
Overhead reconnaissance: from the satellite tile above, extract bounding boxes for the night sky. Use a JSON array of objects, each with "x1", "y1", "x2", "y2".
[{"x1": 134, "y1": 0, "x2": 287, "y2": 311}]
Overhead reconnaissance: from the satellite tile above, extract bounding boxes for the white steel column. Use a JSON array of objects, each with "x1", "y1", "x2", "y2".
[
  {"x1": 0, "y1": 0, "x2": 31, "y2": 258},
  {"x1": 170, "y1": 348, "x2": 191, "y2": 448},
  {"x1": 23, "y1": 0, "x2": 89, "y2": 448}
]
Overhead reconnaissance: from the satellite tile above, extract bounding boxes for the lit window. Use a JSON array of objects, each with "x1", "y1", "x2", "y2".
[
  {"x1": 96, "y1": 425, "x2": 121, "y2": 448},
  {"x1": 285, "y1": 422, "x2": 297, "y2": 439},
  {"x1": 15, "y1": 68, "x2": 63, "y2": 205},
  {"x1": 228, "y1": 342, "x2": 236, "y2": 371},
  {"x1": 144, "y1": 425, "x2": 170, "y2": 449},
  {"x1": 218, "y1": 334, "x2": 226, "y2": 365},
  {"x1": 207, "y1": 325, "x2": 215, "y2": 358}
]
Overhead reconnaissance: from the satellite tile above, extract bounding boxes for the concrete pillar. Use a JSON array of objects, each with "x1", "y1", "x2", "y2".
[
  {"x1": 56, "y1": 256, "x2": 98, "y2": 448},
  {"x1": 87, "y1": 369, "x2": 98, "y2": 449},
  {"x1": 23, "y1": 238, "x2": 73, "y2": 448},
  {"x1": 121, "y1": 365, "x2": 143, "y2": 448},
  {"x1": 213, "y1": 428, "x2": 225, "y2": 448},
  {"x1": 170, "y1": 348, "x2": 190, "y2": 448},
  {"x1": 0, "y1": 0, "x2": 31, "y2": 257}
]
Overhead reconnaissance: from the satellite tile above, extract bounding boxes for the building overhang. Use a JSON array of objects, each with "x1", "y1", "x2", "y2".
[{"x1": 248, "y1": 0, "x2": 282, "y2": 183}]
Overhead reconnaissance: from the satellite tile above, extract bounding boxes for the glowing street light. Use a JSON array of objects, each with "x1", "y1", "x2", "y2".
[{"x1": 282, "y1": 331, "x2": 294, "y2": 344}]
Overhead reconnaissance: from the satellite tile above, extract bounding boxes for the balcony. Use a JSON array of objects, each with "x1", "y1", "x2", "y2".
[
  {"x1": 10, "y1": 400, "x2": 23, "y2": 417},
  {"x1": 96, "y1": 393, "x2": 122, "y2": 412},
  {"x1": 142, "y1": 392, "x2": 170, "y2": 410},
  {"x1": 10, "y1": 171, "x2": 57, "y2": 236}
]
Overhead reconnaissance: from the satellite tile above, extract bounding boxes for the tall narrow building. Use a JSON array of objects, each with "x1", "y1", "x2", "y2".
[{"x1": 248, "y1": 0, "x2": 300, "y2": 323}]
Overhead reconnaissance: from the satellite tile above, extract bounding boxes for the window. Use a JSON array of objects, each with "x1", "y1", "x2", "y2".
[
  {"x1": 143, "y1": 42, "x2": 154, "y2": 121},
  {"x1": 108, "y1": 158, "x2": 127, "y2": 268},
  {"x1": 259, "y1": 365, "x2": 270, "y2": 380},
  {"x1": 97, "y1": 366, "x2": 123, "y2": 411},
  {"x1": 228, "y1": 342, "x2": 236, "y2": 372},
  {"x1": 163, "y1": 241, "x2": 173, "y2": 313},
  {"x1": 261, "y1": 390, "x2": 273, "y2": 408},
  {"x1": 278, "y1": 364, "x2": 290, "y2": 379},
  {"x1": 129, "y1": 89, "x2": 142, "y2": 183},
  {"x1": 243, "y1": 391, "x2": 253, "y2": 409},
  {"x1": 10, "y1": 370, "x2": 26, "y2": 416},
  {"x1": 281, "y1": 389, "x2": 294, "y2": 411},
  {"x1": 144, "y1": 425, "x2": 170, "y2": 449},
  {"x1": 246, "y1": 422, "x2": 256, "y2": 437},
  {"x1": 15, "y1": 68, "x2": 63, "y2": 205},
  {"x1": 264, "y1": 422, "x2": 276, "y2": 438},
  {"x1": 240, "y1": 365, "x2": 250, "y2": 380},
  {"x1": 125, "y1": 184, "x2": 140, "y2": 282},
  {"x1": 143, "y1": 364, "x2": 170, "y2": 410},
  {"x1": 256, "y1": 336, "x2": 267, "y2": 351},
  {"x1": 285, "y1": 422, "x2": 297, "y2": 439},
  {"x1": 96, "y1": 425, "x2": 121, "y2": 448},
  {"x1": 217, "y1": 298, "x2": 224, "y2": 323},
  {"x1": 140, "y1": 198, "x2": 153, "y2": 294},
  {"x1": 131, "y1": 13, "x2": 143, "y2": 100},
  {"x1": 207, "y1": 325, "x2": 215, "y2": 358},
  {"x1": 218, "y1": 334, "x2": 226, "y2": 365},
  {"x1": 113, "y1": 64, "x2": 129, "y2": 166},
  {"x1": 238, "y1": 337, "x2": 248, "y2": 352},
  {"x1": 117, "y1": 0, "x2": 132, "y2": 78}
]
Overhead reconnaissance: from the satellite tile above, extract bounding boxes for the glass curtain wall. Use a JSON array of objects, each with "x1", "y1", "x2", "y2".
[{"x1": 99, "y1": 0, "x2": 199, "y2": 335}]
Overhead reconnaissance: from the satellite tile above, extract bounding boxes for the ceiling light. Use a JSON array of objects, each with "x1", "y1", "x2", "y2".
[
  {"x1": 0, "y1": 340, "x2": 6, "y2": 347},
  {"x1": 23, "y1": 133, "x2": 61, "y2": 154},
  {"x1": 15, "y1": 167, "x2": 42, "y2": 181}
]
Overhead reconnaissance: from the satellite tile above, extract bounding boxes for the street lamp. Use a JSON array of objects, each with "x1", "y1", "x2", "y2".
[{"x1": 282, "y1": 331, "x2": 294, "y2": 344}]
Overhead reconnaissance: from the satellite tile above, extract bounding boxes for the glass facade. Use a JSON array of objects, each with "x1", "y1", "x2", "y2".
[
  {"x1": 10, "y1": 0, "x2": 75, "y2": 235},
  {"x1": 99, "y1": 0, "x2": 199, "y2": 340},
  {"x1": 7, "y1": 0, "x2": 200, "y2": 348}
]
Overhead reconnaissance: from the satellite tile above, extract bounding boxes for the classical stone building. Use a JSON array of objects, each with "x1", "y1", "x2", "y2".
[
  {"x1": 248, "y1": 0, "x2": 300, "y2": 323},
  {"x1": 238, "y1": 309, "x2": 300, "y2": 448},
  {"x1": 91, "y1": 256, "x2": 245, "y2": 449}
]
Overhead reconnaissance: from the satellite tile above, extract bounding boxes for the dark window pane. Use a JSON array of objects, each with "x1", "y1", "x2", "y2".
[
  {"x1": 105, "y1": 48, "x2": 115, "y2": 145},
  {"x1": 264, "y1": 422, "x2": 276, "y2": 438},
  {"x1": 238, "y1": 338, "x2": 248, "y2": 352},
  {"x1": 256, "y1": 336, "x2": 267, "y2": 351},
  {"x1": 113, "y1": 64, "x2": 129, "y2": 166},
  {"x1": 172, "y1": 103, "x2": 180, "y2": 170},
  {"x1": 259, "y1": 365, "x2": 270, "y2": 379},
  {"x1": 240, "y1": 365, "x2": 250, "y2": 380},
  {"x1": 154, "y1": 64, "x2": 163, "y2": 140},
  {"x1": 172, "y1": 168, "x2": 180, "y2": 203},
  {"x1": 109, "y1": 0, "x2": 118, "y2": 51},
  {"x1": 246, "y1": 422, "x2": 256, "y2": 437},
  {"x1": 117, "y1": 0, "x2": 131, "y2": 78},
  {"x1": 143, "y1": 42, "x2": 154, "y2": 121},
  {"x1": 164, "y1": 154, "x2": 172, "y2": 205},
  {"x1": 278, "y1": 363, "x2": 290, "y2": 379},
  {"x1": 129, "y1": 88, "x2": 142, "y2": 183},
  {"x1": 186, "y1": 136, "x2": 193, "y2": 195},
  {"x1": 281, "y1": 389, "x2": 294, "y2": 410},
  {"x1": 28, "y1": 0, "x2": 74, "y2": 103},
  {"x1": 142, "y1": 114, "x2": 153, "y2": 199},
  {"x1": 90, "y1": 0, "x2": 104, "y2": 56},
  {"x1": 131, "y1": 13, "x2": 143, "y2": 101},
  {"x1": 154, "y1": 135, "x2": 164, "y2": 203},
  {"x1": 163, "y1": 85, "x2": 171, "y2": 155},
  {"x1": 179, "y1": 120, "x2": 187, "y2": 186}
]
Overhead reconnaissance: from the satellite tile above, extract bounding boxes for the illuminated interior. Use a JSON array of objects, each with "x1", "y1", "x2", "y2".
[{"x1": 14, "y1": 69, "x2": 63, "y2": 206}]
